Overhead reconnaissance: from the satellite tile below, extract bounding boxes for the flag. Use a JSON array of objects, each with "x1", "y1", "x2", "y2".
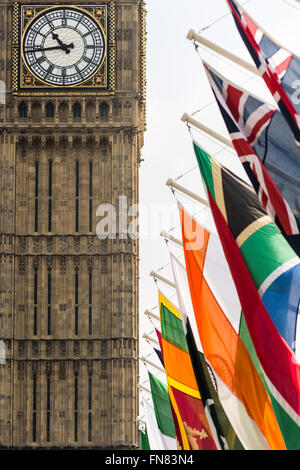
[
  {"x1": 158, "y1": 291, "x2": 217, "y2": 450},
  {"x1": 193, "y1": 141, "x2": 300, "y2": 353},
  {"x1": 169, "y1": 250, "x2": 244, "y2": 450},
  {"x1": 143, "y1": 399, "x2": 167, "y2": 450},
  {"x1": 203, "y1": 60, "x2": 300, "y2": 254},
  {"x1": 153, "y1": 346, "x2": 164, "y2": 367},
  {"x1": 226, "y1": 0, "x2": 300, "y2": 150},
  {"x1": 193, "y1": 142, "x2": 300, "y2": 449},
  {"x1": 141, "y1": 428, "x2": 150, "y2": 450},
  {"x1": 177, "y1": 204, "x2": 286, "y2": 450},
  {"x1": 148, "y1": 372, "x2": 177, "y2": 450}
]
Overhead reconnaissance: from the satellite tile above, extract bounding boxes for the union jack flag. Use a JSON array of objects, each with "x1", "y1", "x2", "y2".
[
  {"x1": 226, "y1": 0, "x2": 300, "y2": 150},
  {"x1": 203, "y1": 61, "x2": 300, "y2": 255}
]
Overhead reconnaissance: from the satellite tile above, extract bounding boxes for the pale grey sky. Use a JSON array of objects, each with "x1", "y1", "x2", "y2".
[{"x1": 138, "y1": 0, "x2": 300, "y2": 411}]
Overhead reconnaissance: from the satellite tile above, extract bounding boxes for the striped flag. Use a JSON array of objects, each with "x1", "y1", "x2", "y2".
[
  {"x1": 158, "y1": 291, "x2": 217, "y2": 450},
  {"x1": 169, "y1": 250, "x2": 244, "y2": 450},
  {"x1": 148, "y1": 372, "x2": 177, "y2": 450},
  {"x1": 203, "y1": 61, "x2": 300, "y2": 254},
  {"x1": 226, "y1": 0, "x2": 300, "y2": 150},
  {"x1": 141, "y1": 428, "x2": 150, "y2": 450},
  {"x1": 177, "y1": 204, "x2": 286, "y2": 450},
  {"x1": 143, "y1": 399, "x2": 167, "y2": 450},
  {"x1": 193, "y1": 141, "x2": 300, "y2": 449}
]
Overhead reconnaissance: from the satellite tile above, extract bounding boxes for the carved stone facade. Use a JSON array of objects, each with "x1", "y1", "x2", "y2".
[{"x1": 0, "y1": 0, "x2": 146, "y2": 448}]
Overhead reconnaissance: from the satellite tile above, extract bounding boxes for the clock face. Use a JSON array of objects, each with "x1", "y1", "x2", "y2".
[{"x1": 22, "y1": 7, "x2": 105, "y2": 87}]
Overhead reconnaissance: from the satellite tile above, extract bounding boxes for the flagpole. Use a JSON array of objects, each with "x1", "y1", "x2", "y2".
[
  {"x1": 187, "y1": 28, "x2": 259, "y2": 76},
  {"x1": 144, "y1": 309, "x2": 160, "y2": 322},
  {"x1": 160, "y1": 231, "x2": 183, "y2": 247},
  {"x1": 138, "y1": 384, "x2": 151, "y2": 394},
  {"x1": 140, "y1": 357, "x2": 165, "y2": 374},
  {"x1": 143, "y1": 333, "x2": 159, "y2": 346},
  {"x1": 181, "y1": 112, "x2": 234, "y2": 149},
  {"x1": 166, "y1": 178, "x2": 209, "y2": 207},
  {"x1": 149, "y1": 270, "x2": 176, "y2": 289}
]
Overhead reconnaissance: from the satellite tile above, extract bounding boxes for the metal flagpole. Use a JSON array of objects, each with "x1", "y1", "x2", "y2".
[
  {"x1": 187, "y1": 28, "x2": 259, "y2": 76},
  {"x1": 166, "y1": 178, "x2": 209, "y2": 207},
  {"x1": 140, "y1": 357, "x2": 165, "y2": 374},
  {"x1": 144, "y1": 309, "x2": 160, "y2": 322},
  {"x1": 160, "y1": 231, "x2": 183, "y2": 247},
  {"x1": 138, "y1": 384, "x2": 151, "y2": 394},
  {"x1": 143, "y1": 333, "x2": 159, "y2": 346},
  {"x1": 149, "y1": 270, "x2": 176, "y2": 289},
  {"x1": 181, "y1": 113, "x2": 234, "y2": 149}
]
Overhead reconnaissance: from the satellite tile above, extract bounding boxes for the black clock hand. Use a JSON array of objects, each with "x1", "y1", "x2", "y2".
[
  {"x1": 25, "y1": 43, "x2": 74, "y2": 54},
  {"x1": 52, "y1": 32, "x2": 63, "y2": 46},
  {"x1": 52, "y1": 32, "x2": 74, "y2": 50}
]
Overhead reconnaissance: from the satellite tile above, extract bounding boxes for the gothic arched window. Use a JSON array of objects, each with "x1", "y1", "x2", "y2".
[
  {"x1": 86, "y1": 102, "x2": 95, "y2": 121},
  {"x1": 45, "y1": 102, "x2": 55, "y2": 118},
  {"x1": 73, "y1": 102, "x2": 82, "y2": 119},
  {"x1": 59, "y1": 102, "x2": 68, "y2": 121},
  {"x1": 32, "y1": 102, "x2": 41, "y2": 122},
  {"x1": 99, "y1": 102, "x2": 109, "y2": 118},
  {"x1": 18, "y1": 101, "x2": 28, "y2": 118}
]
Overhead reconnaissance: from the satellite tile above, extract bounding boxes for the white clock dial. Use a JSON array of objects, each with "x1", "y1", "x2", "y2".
[{"x1": 23, "y1": 7, "x2": 105, "y2": 86}]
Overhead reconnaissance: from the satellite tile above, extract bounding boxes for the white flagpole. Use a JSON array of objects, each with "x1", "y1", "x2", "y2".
[
  {"x1": 181, "y1": 112, "x2": 234, "y2": 149},
  {"x1": 138, "y1": 384, "x2": 151, "y2": 394},
  {"x1": 140, "y1": 357, "x2": 165, "y2": 374},
  {"x1": 187, "y1": 28, "x2": 259, "y2": 76},
  {"x1": 149, "y1": 270, "x2": 176, "y2": 289},
  {"x1": 160, "y1": 231, "x2": 183, "y2": 247},
  {"x1": 144, "y1": 309, "x2": 160, "y2": 322},
  {"x1": 143, "y1": 333, "x2": 159, "y2": 346},
  {"x1": 166, "y1": 178, "x2": 209, "y2": 207}
]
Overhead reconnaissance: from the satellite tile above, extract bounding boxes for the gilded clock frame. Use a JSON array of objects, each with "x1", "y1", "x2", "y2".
[{"x1": 12, "y1": 1, "x2": 116, "y2": 96}]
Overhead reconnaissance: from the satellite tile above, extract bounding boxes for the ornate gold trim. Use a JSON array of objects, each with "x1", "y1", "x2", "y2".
[{"x1": 13, "y1": 2, "x2": 115, "y2": 95}]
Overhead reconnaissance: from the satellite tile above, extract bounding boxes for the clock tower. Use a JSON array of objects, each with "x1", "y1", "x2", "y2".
[{"x1": 0, "y1": 0, "x2": 146, "y2": 449}]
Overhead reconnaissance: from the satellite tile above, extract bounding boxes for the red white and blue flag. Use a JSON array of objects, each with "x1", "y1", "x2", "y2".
[
  {"x1": 226, "y1": 0, "x2": 300, "y2": 150},
  {"x1": 203, "y1": 60, "x2": 300, "y2": 255}
]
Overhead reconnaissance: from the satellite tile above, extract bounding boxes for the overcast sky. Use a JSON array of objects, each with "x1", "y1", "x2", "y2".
[{"x1": 138, "y1": 0, "x2": 300, "y2": 407}]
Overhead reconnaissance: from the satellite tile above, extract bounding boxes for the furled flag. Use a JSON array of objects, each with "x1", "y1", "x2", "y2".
[
  {"x1": 150, "y1": 329, "x2": 165, "y2": 367},
  {"x1": 203, "y1": 60, "x2": 300, "y2": 255},
  {"x1": 153, "y1": 346, "x2": 164, "y2": 368},
  {"x1": 177, "y1": 204, "x2": 286, "y2": 450},
  {"x1": 226, "y1": 0, "x2": 300, "y2": 149},
  {"x1": 193, "y1": 141, "x2": 300, "y2": 449},
  {"x1": 141, "y1": 428, "x2": 150, "y2": 450},
  {"x1": 169, "y1": 250, "x2": 244, "y2": 450},
  {"x1": 158, "y1": 290, "x2": 217, "y2": 450},
  {"x1": 148, "y1": 372, "x2": 177, "y2": 450},
  {"x1": 143, "y1": 399, "x2": 167, "y2": 450}
]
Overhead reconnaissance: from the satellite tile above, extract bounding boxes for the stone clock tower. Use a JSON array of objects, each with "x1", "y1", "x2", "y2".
[{"x1": 0, "y1": 0, "x2": 146, "y2": 449}]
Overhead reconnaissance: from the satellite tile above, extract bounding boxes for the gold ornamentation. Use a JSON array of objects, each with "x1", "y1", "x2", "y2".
[
  {"x1": 13, "y1": 3, "x2": 115, "y2": 95},
  {"x1": 94, "y1": 7, "x2": 105, "y2": 18},
  {"x1": 183, "y1": 422, "x2": 209, "y2": 450},
  {"x1": 23, "y1": 74, "x2": 34, "y2": 86},
  {"x1": 94, "y1": 75, "x2": 104, "y2": 86},
  {"x1": 25, "y1": 9, "x2": 33, "y2": 17}
]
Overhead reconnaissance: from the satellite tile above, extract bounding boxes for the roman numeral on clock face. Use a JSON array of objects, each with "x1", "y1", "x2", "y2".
[
  {"x1": 46, "y1": 64, "x2": 54, "y2": 76},
  {"x1": 61, "y1": 9, "x2": 67, "y2": 26},
  {"x1": 37, "y1": 56, "x2": 46, "y2": 65},
  {"x1": 75, "y1": 65, "x2": 83, "y2": 78}
]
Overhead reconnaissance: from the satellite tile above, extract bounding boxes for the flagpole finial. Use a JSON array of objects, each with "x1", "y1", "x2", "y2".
[{"x1": 186, "y1": 28, "x2": 197, "y2": 40}]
